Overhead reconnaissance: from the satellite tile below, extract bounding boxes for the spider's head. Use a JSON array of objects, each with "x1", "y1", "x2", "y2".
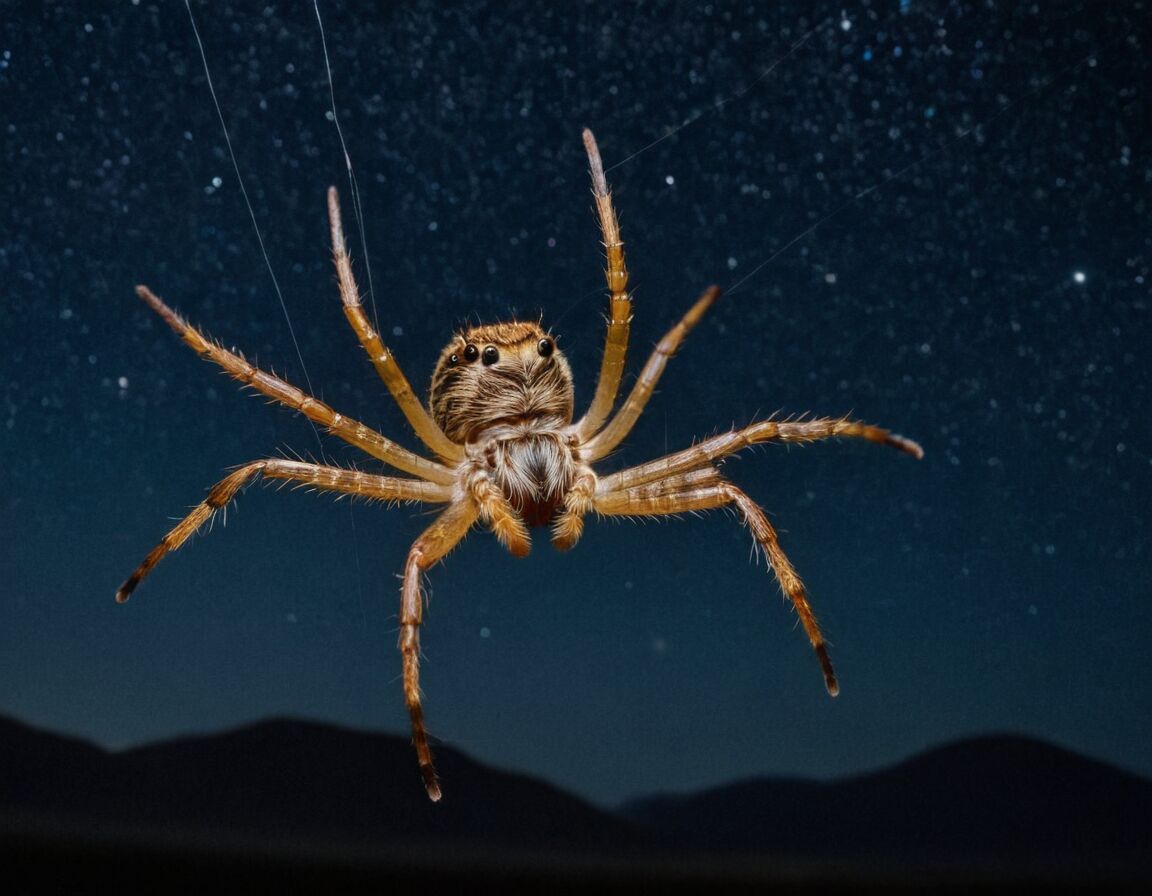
[{"x1": 428, "y1": 320, "x2": 574, "y2": 443}]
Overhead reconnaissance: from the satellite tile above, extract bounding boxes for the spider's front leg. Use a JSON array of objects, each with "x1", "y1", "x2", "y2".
[
  {"x1": 134, "y1": 285, "x2": 455, "y2": 485},
  {"x1": 574, "y1": 129, "x2": 632, "y2": 441},
  {"x1": 581, "y1": 286, "x2": 721, "y2": 462},
  {"x1": 594, "y1": 474, "x2": 840, "y2": 696},
  {"x1": 399, "y1": 499, "x2": 479, "y2": 801},
  {"x1": 327, "y1": 188, "x2": 463, "y2": 464},
  {"x1": 556, "y1": 280, "x2": 720, "y2": 549}
]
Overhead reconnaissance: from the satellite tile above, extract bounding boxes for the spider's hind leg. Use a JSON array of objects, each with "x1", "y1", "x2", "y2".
[
  {"x1": 594, "y1": 474, "x2": 839, "y2": 696},
  {"x1": 721, "y1": 483, "x2": 839, "y2": 697},
  {"x1": 398, "y1": 499, "x2": 480, "y2": 801},
  {"x1": 116, "y1": 460, "x2": 451, "y2": 603}
]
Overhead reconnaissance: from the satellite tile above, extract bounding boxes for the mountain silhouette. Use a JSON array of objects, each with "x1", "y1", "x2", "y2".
[
  {"x1": 3, "y1": 715, "x2": 1149, "y2": 888},
  {"x1": 0, "y1": 715, "x2": 634, "y2": 852},
  {"x1": 623, "y1": 734, "x2": 1152, "y2": 875}
]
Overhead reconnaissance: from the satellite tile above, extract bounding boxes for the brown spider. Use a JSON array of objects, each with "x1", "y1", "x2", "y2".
[{"x1": 117, "y1": 129, "x2": 923, "y2": 801}]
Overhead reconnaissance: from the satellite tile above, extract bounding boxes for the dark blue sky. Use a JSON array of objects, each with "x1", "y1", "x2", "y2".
[{"x1": 2, "y1": 1, "x2": 1148, "y2": 806}]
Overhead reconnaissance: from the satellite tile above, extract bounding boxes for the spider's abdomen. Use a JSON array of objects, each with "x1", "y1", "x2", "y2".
[{"x1": 483, "y1": 428, "x2": 576, "y2": 527}]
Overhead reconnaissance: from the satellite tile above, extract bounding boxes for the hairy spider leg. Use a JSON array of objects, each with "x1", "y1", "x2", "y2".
[
  {"x1": 116, "y1": 459, "x2": 450, "y2": 603},
  {"x1": 550, "y1": 286, "x2": 721, "y2": 548},
  {"x1": 594, "y1": 477, "x2": 840, "y2": 696},
  {"x1": 399, "y1": 499, "x2": 480, "y2": 801},
  {"x1": 598, "y1": 416, "x2": 924, "y2": 494},
  {"x1": 327, "y1": 188, "x2": 464, "y2": 464},
  {"x1": 134, "y1": 286, "x2": 455, "y2": 485},
  {"x1": 582, "y1": 285, "x2": 722, "y2": 462},
  {"x1": 574, "y1": 129, "x2": 632, "y2": 441}
]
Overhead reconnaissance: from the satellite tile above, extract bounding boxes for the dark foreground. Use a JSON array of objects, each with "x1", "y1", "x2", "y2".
[{"x1": 3, "y1": 716, "x2": 1149, "y2": 893}]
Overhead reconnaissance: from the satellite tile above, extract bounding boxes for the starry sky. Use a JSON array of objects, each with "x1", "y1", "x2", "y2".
[{"x1": 2, "y1": 1, "x2": 1149, "y2": 807}]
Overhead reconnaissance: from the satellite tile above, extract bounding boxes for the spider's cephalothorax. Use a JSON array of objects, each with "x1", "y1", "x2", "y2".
[
  {"x1": 119, "y1": 128, "x2": 923, "y2": 803},
  {"x1": 429, "y1": 321, "x2": 574, "y2": 444},
  {"x1": 430, "y1": 321, "x2": 577, "y2": 527}
]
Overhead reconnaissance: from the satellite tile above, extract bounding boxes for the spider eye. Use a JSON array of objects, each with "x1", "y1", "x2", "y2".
[
  {"x1": 482, "y1": 345, "x2": 499, "y2": 366},
  {"x1": 448, "y1": 353, "x2": 460, "y2": 366},
  {"x1": 537, "y1": 337, "x2": 554, "y2": 358},
  {"x1": 463, "y1": 344, "x2": 479, "y2": 363}
]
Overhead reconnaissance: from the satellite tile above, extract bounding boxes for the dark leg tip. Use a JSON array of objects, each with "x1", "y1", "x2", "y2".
[
  {"x1": 115, "y1": 577, "x2": 138, "y2": 603},
  {"x1": 815, "y1": 643, "x2": 839, "y2": 697},
  {"x1": 421, "y1": 765, "x2": 442, "y2": 802}
]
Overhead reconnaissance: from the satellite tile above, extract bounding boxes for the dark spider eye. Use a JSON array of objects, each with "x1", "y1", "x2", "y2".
[
  {"x1": 482, "y1": 345, "x2": 499, "y2": 366},
  {"x1": 448, "y1": 353, "x2": 460, "y2": 366},
  {"x1": 537, "y1": 337, "x2": 554, "y2": 358},
  {"x1": 463, "y1": 344, "x2": 479, "y2": 363}
]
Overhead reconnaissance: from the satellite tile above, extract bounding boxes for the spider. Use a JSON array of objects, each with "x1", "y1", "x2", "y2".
[{"x1": 118, "y1": 129, "x2": 923, "y2": 802}]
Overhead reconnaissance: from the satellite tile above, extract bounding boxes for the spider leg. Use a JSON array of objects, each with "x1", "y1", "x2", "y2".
[
  {"x1": 116, "y1": 459, "x2": 451, "y2": 603},
  {"x1": 581, "y1": 286, "x2": 721, "y2": 460},
  {"x1": 326, "y1": 188, "x2": 463, "y2": 464},
  {"x1": 598, "y1": 415, "x2": 923, "y2": 493},
  {"x1": 594, "y1": 475, "x2": 839, "y2": 696},
  {"x1": 399, "y1": 499, "x2": 480, "y2": 801},
  {"x1": 135, "y1": 285, "x2": 454, "y2": 485},
  {"x1": 573, "y1": 129, "x2": 632, "y2": 441}
]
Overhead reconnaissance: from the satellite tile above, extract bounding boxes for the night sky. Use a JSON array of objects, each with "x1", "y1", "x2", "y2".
[{"x1": 2, "y1": 1, "x2": 1149, "y2": 807}]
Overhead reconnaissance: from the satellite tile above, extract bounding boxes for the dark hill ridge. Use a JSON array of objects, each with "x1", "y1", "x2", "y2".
[
  {"x1": 623, "y1": 734, "x2": 1152, "y2": 872},
  {"x1": 0, "y1": 715, "x2": 636, "y2": 853},
  {"x1": 2, "y1": 715, "x2": 1150, "y2": 879}
]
